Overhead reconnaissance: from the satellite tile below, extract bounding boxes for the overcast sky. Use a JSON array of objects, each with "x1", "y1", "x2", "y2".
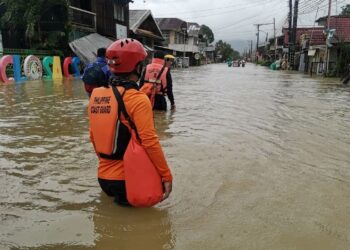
[{"x1": 130, "y1": 0, "x2": 350, "y2": 42}]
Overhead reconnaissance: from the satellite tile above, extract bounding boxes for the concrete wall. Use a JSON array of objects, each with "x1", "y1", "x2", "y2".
[{"x1": 169, "y1": 31, "x2": 176, "y2": 44}]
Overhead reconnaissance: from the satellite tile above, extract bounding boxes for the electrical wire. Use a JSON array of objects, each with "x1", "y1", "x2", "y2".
[
  {"x1": 157, "y1": 0, "x2": 280, "y2": 16},
  {"x1": 156, "y1": 0, "x2": 283, "y2": 19},
  {"x1": 300, "y1": 0, "x2": 347, "y2": 15},
  {"x1": 215, "y1": 3, "x2": 288, "y2": 32}
]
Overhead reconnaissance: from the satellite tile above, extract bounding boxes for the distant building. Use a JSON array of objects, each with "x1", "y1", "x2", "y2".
[
  {"x1": 186, "y1": 22, "x2": 201, "y2": 65},
  {"x1": 205, "y1": 45, "x2": 215, "y2": 64},
  {"x1": 282, "y1": 16, "x2": 350, "y2": 75},
  {"x1": 316, "y1": 16, "x2": 350, "y2": 76},
  {"x1": 267, "y1": 35, "x2": 284, "y2": 61},
  {"x1": 156, "y1": 18, "x2": 204, "y2": 66},
  {"x1": 155, "y1": 17, "x2": 188, "y2": 62},
  {"x1": 129, "y1": 9, "x2": 164, "y2": 53},
  {"x1": 316, "y1": 16, "x2": 350, "y2": 43},
  {"x1": 156, "y1": 18, "x2": 187, "y2": 47},
  {"x1": 282, "y1": 27, "x2": 326, "y2": 73}
]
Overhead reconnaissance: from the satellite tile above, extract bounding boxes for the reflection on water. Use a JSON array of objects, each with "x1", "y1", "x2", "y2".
[
  {"x1": 154, "y1": 109, "x2": 176, "y2": 140},
  {"x1": 93, "y1": 194, "x2": 175, "y2": 250},
  {"x1": 1, "y1": 65, "x2": 350, "y2": 249}
]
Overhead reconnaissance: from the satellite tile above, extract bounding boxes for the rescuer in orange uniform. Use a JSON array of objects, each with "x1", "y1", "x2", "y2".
[
  {"x1": 139, "y1": 51, "x2": 175, "y2": 111},
  {"x1": 88, "y1": 39, "x2": 173, "y2": 206}
]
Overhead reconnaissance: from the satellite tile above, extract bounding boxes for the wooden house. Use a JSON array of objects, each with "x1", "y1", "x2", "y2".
[
  {"x1": 129, "y1": 9, "x2": 163, "y2": 51},
  {"x1": 68, "y1": 0, "x2": 132, "y2": 63},
  {"x1": 0, "y1": 0, "x2": 132, "y2": 50},
  {"x1": 69, "y1": 0, "x2": 132, "y2": 40}
]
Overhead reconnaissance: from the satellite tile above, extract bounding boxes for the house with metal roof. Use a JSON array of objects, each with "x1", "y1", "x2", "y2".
[
  {"x1": 316, "y1": 16, "x2": 350, "y2": 43},
  {"x1": 156, "y1": 18, "x2": 187, "y2": 49},
  {"x1": 156, "y1": 18, "x2": 204, "y2": 66},
  {"x1": 187, "y1": 22, "x2": 200, "y2": 48},
  {"x1": 186, "y1": 22, "x2": 201, "y2": 65},
  {"x1": 314, "y1": 16, "x2": 350, "y2": 76},
  {"x1": 68, "y1": 0, "x2": 132, "y2": 64},
  {"x1": 129, "y1": 9, "x2": 164, "y2": 52},
  {"x1": 282, "y1": 26, "x2": 326, "y2": 73},
  {"x1": 279, "y1": 15, "x2": 350, "y2": 75}
]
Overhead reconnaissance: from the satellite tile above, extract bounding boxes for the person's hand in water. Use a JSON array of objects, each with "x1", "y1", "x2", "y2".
[
  {"x1": 162, "y1": 181, "x2": 172, "y2": 201},
  {"x1": 171, "y1": 104, "x2": 176, "y2": 111}
]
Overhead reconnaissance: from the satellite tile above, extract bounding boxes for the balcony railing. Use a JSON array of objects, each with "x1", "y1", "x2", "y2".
[
  {"x1": 168, "y1": 44, "x2": 199, "y2": 53},
  {"x1": 68, "y1": 6, "x2": 96, "y2": 32}
]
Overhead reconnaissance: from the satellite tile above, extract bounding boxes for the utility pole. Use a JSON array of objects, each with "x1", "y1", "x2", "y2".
[
  {"x1": 254, "y1": 22, "x2": 274, "y2": 64},
  {"x1": 325, "y1": 0, "x2": 332, "y2": 75},
  {"x1": 250, "y1": 40, "x2": 253, "y2": 62},
  {"x1": 256, "y1": 24, "x2": 260, "y2": 64},
  {"x1": 288, "y1": 0, "x2": 293, "y2": 67},
  {"x1": 273, "y1": 17, "x2": 277, "y2": 61},
  {"x1": 290, "y1": 0, "x2": 299, "y2": 70}
]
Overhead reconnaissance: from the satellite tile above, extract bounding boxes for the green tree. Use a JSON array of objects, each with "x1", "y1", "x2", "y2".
[
  {"x1": 341, "y1": 4, "x2": 350, "y2": 16},
  {"x1": 215, "y1": 40, "x2": 240, "y2": 62},
  {"x1": 199, "y1": 24, "x2": 214, "y2": 45},
  {"x1": 0, "y1": 0, "x2": 69, "y2": 50}
]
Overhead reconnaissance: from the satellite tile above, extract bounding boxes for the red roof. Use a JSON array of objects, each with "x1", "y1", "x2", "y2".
[
  {"x1": 328, "y1": 17, "x2": 350, "y2": 42},
  {"x1": 282, "y1": 27, "x2": 325, "y2": 46}
]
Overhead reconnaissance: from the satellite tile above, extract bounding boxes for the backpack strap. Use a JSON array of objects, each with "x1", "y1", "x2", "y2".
[
  {"x1": 145, "y1": 64, "x2": 166, "y2": 83},
  {"x1": 111, "y1": 86, "x2": 141, "y2": 141},
  {"x1": 156, "y1": 64, "x2": 166, "y2": 82}
]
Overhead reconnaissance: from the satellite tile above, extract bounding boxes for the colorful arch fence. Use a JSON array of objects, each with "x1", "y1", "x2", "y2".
[{"x1": 0, "y1": 54, "x2": 81, "y2": 84}]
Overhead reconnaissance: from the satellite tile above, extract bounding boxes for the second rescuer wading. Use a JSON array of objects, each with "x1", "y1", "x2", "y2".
[{"x1": 88, "y1": 39, "x2": 173, "y2": 206}]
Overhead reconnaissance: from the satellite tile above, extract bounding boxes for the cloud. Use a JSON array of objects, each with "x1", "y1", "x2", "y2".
[{"x1": 130, "y1": 0, "x2": 350, "y2": 41}]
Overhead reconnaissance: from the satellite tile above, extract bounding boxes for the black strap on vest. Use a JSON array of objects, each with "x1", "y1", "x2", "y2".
[
  {"x1": 109, "y1": 77, "x2": 140, "y2": 90},
  {"x1": 145, "y1": 64, "x2": 166, "y2": 83},
  {"x1": 97, "y1": 81, "x2": 139, "y2": 160},
  {"x1": 157, "y1": 65, "x2": 167, "y2": 95},
  {"x1": 111, "y1": 85, "x2": 141, "y2": 142},
  {"x1": 156, "y1": 65, "x2": 166, "y2": 82}
]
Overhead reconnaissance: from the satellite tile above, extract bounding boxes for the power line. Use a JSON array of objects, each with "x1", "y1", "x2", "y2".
[
  {"x1": 215, "y1": 2, "x2": 287, "y2": 30},
  {"x1": 300, "y1": 0, "x2": 347, "y2": 14},
  {"x1": 156, "y1": 0, "x2": 283, "y2": 20},
  {"x1": 157, "y1": 0, "x2": 280, "y2": 16}
]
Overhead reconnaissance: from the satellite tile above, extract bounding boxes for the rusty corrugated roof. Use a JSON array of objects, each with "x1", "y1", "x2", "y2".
[
  {"x1": 282, "y1": 27, "x2": 326, "y2": 46},
  {"x1": 155, "y1": 18, "x2": 187, "y2": 32}
]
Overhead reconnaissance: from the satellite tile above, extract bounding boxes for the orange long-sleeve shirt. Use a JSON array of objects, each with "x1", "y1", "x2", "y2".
[{"x1": 89, "y1": 86, "x2": 173, "y2": 182}]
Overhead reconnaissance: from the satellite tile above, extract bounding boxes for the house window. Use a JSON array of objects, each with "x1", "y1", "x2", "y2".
[
  {"x1": 114, "y1": 4, "x2": 124, "y2": 22},
  {"x1": 163, "y1": 31, "x2": 170, "y2": 44},
  {"x1": 116, "y1": 24, "x2": 127, "y2": 39},
  {"x1": 175, "y1": 32, "x2": 185, "y2": 44}
]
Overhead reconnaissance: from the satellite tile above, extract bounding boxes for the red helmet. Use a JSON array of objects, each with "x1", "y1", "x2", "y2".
[{"x1": 106, "y1": 39, "x2": 147, "y2": 74}]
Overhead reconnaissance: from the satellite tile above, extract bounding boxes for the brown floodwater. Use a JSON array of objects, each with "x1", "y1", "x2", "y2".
[{"x1": 1, "y1": 64, "x2": 350, "y2": 250}]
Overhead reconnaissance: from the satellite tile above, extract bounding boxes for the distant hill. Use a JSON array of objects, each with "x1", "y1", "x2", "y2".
[{"x1": 226, "y1": 40, "x2": 255, "y2": 55}]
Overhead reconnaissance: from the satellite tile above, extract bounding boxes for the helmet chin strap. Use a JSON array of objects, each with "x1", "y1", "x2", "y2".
[{"x1": 133, "y1": 62, "x2": 144, "y2": 79}]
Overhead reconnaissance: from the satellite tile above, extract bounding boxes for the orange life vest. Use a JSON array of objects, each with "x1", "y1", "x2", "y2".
[
  {"x1": 88, "y1": 86, "x2": 132, "y2": 160},
  {"x1": 141, "y1": 58, "x2": 168, "y2": 106}
]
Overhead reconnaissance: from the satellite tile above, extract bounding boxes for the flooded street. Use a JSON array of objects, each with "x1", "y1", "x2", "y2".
[{"x1": 1, "y1": 63, "x2": 350, "y2": 249}]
